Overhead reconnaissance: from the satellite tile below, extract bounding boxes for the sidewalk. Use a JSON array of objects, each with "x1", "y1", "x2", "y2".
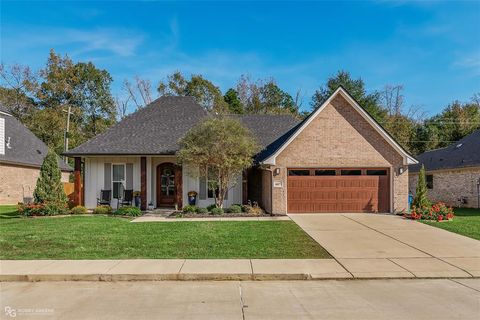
[{"x1": 1, "y1": 258, "x2": 477, "y2": 282}]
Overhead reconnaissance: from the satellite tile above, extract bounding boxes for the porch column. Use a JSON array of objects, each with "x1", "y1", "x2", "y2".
[
  {"x1": 141, "y1": 157, "x2": 147, "y2": 210},
  {"x1": 242, "y1": 170, "x2": 248, "y2": 205},
  {"x1": 73, "y1": 157, "x2": 82, "y2": 206},
  {"x1": 174, "y1": 165, "x2": 183, "y2": 209}
]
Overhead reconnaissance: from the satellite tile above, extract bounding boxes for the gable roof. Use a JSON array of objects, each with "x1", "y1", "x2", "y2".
[
  {"x1": 410, "y1": 129, "x2": 480, "y2": 173},
  {"x1": 65, "y1": 96, "x2": 300, "y2": 156},
  {"x1": 0, "y1": 110, "x2": 71, "y2": 171},
  {"x1": 258, "y1": 86, "x2": 418, "y2": 166}
]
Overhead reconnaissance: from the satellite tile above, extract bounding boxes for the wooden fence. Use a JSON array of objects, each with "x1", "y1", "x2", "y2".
[{"x1": 63, "y1": 182, "x2": 83, "y2": 205}]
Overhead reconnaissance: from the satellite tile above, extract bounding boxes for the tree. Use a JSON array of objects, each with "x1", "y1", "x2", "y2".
[
  {"x1": 413, "y1": 165, "x2": 430, "y2": 208},
  {"x1": 311, "y1": 70, "x2": 388, "y2": 123},
  {"x1": 33, "y1": 149, "x2": 68, "y2": 205},
  {"x1": 157, "y1": 72, "x2": 227, "y2": 112},
  {"x1": 224, "y1": 88, "x2": 244, "y2": 114},
  {"x1": 235, "y1": 75, "x2": 299, "y2": 116},
  {"x1": 177, "y1": 117, "x2": 259, "y2": 208}
]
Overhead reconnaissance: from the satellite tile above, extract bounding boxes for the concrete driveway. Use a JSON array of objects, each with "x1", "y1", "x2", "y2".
[{"x1": 290, "y1": 213, "x2": 480, "y2": 278}]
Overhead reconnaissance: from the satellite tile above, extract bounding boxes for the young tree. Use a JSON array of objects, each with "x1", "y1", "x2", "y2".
[
  {"x1": 33, "y1": 149, "x2": 68, "y2": 205},
  {"x1": 177, "y1": 117, "x2": 259, "y2": 208},
  {"x1": 223, "y1": 88, "x2": 244, "y2": 114},
  {"x1": 413, "y1": 165, "x2": 431, "y2": 208}
]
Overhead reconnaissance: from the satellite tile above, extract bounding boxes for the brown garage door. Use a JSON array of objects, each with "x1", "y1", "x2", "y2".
[{"x1": 287, "y1": 168, "x2": 390, "y2": 213}]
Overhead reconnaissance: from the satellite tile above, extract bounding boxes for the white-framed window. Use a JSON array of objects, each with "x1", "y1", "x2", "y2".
[{"x1": 112, "y1": 164, "x2": 125, "y2": 199}]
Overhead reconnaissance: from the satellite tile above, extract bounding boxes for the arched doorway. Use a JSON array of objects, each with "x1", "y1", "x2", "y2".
[{"x1": 156, "y1": 163, "x2": 176, "y2": 207}]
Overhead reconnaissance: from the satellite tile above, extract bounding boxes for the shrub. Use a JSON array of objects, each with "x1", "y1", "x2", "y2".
[
  {"x1": 18, "y1": 201, "x2": 69, "y2": 216},
  {"x1": 413, "y1": 165, "x2": 431, "y2": 208},
  {"x1": 211, "y1": 207, "x2": 224, "y2": 215},
  {"x1": 227, "y1": 204, "x2": 242, "y2": 214},
  {"x1": 33, "y1": 149, "x2": 68, "y2": 206},
  {"x1": 71, "y1": 205, "x2": 88, "y2": 215},
  {"x1": 114, "y1": 206, "x2": 142, "y2": 217},
  {"x1": 196, "y1": 207, "x2": 208, "y2": 214},
  {"x1": 206, "y1": 204, "x2": 217, "y2": 212},
  {"x1": 183, "y1": 205, "x2": 198, "y2": 213},
  {"x1": 93, "y1": 205, "x2": 112, "y2": 215},
  {"x1": 405, "y1": 202, "x2": 454, "y2": 222},
  {"x1": 243, "y1": 205, "x2": 264, "y2": 215}
]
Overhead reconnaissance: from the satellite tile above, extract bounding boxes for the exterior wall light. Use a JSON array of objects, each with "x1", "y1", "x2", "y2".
[{"x1": 274, "y1": 168, "x2": 281, "y2": 176}]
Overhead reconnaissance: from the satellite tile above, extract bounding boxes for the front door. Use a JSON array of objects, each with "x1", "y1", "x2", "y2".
[{"x1": 157, "y1": 163, "x2": 176, "y2": 207}]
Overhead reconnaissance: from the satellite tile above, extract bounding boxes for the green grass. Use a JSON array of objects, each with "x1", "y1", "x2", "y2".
[
  {"x1": 0, "y1": 207, "x2": 330, "y2": 259},
  {"x1": 0, "y1": 205, "x2": 20, "y2": 219},
  {"x1": 422, "y1": 208, "x2": 480, "y2": 240}
]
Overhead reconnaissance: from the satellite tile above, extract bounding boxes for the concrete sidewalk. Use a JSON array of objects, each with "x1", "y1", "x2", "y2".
[{"x1": 1, "y1": 257, "x2": 478, "y2": 282}]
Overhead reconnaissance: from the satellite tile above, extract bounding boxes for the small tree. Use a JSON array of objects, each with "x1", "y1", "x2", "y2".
[
  {"x1": 413, "y1": 165, "x2": 430, "y2": 208},
  {"x1": 177, "y1": 117, "x2": 259, "y2": 208},
  {"x1": 33, "y1": 149, "x2": 68, "y2": 205}
]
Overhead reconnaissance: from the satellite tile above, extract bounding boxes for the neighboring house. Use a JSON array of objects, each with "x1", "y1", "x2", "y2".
[
  {"x1": 0, "y1": 107, "x2": 71, "y2": 204},
  {"x1": 65, "y1": 87, "x2": 417, "y2": 214},
  {"x1": 409, "y1": 130, "x2": 480, "y2": 208}
]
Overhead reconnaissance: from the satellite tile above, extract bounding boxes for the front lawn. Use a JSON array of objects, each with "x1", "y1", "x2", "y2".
[
  {"x1": 0, "y1": 209, "x2": 330, "y2": 259},
  {"x1": 0, "y1": 205, "x2": 20, "y2": 219},
  {"x1": 421, "y1": 208, "x2": 480, "y2": 240}
]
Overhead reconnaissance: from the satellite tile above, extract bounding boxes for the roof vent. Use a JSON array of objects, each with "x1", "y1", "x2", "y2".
[
  {"x1": 36, "y1": 149, "x2": 42, "y2": 154},
  {"x1": 456, "y1": 143, "x2": 463, "y2": 148}
]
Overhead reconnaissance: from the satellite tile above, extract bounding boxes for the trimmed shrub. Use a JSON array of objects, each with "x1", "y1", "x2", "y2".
[
  {"x1": 227, "y1": 204, "x2": 242, "y2": 214},
  {"x1": 114, "y1": 206, "x2": 142, "y2": 217},
  {"x1": 206, "y1": 204, "x2": 217, "y2": 212},
  {"x1": 93, "y1": 205, "x2": 112, "y2": 215},
  {"x1": 18, "y1": 201, "x2": 69, "y2": 216},
  {"x1": 183, "y1": 205, "x2": 198, "y2": 213},
  {"x1": 33, "y1": 149, "x2": 68, "y2": 205},
  {"x1": 196, "y1": 207, "x2": 208, "y2": 214},
  {"x1": 243, "y1": 205, "x2": 264, "y2": 215},
  {"x1": 71, "y1": 205, "x2": 88, "y2": 215},
  {"x1": 413, "y1": 165, "x2": 431, "y2": 208},
  {"x1": 211, "y1": 207, "x2": 224, "y2": 215}
]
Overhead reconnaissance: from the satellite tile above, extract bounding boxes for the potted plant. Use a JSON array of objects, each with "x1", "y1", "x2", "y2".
[
  {"x1": 133, "y1": 191, "x2": 141, "y2": 208},
  {"x1": 188, "y1": 191, "x2": 198, "y2": 206}
]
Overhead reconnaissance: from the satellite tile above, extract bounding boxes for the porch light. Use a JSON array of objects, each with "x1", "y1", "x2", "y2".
[
  {"x1": 274, "y1": 168, "x2": 281, "y2": 176},
  {"x1": 398, "y1": 167, "x2": 404, "y2": 175}
]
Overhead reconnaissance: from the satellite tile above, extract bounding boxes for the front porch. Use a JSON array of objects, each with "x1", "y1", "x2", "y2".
[{"x1": 73, "y1": 156, "x2": 245, "y2": 210}]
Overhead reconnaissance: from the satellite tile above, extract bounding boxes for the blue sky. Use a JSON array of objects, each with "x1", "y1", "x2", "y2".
[{"x1": 1, "y1": 1, "x2": 479, "y2": 114}]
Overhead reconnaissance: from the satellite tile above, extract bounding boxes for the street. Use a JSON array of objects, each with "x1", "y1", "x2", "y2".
[{"x1": 1, "y1": 279, "x2": 479, "y2": 319}]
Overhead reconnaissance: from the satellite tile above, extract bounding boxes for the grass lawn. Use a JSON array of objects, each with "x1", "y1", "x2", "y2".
[
  {"x1": 0, "y1": 206, "x2": 330, "y2": 259},
  {"x1": 421, "y1": 208, "x2": 480, "y2": 240}
]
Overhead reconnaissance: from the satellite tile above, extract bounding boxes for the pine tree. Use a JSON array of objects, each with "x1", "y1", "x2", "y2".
[
  {"x1": 33, "y1": 149, "x2": 68, "y2": 204},
  {"x1": 413, "y1": 165, "x2": 431, "y2": 208}
]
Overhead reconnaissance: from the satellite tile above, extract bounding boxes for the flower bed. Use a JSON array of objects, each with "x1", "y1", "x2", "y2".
[
  {"x1": 170, "y1": 204, "x2": 272, "y2": 218},
  {"x1": 404, "y1": 202, "x2": 454, "y2": 222}
]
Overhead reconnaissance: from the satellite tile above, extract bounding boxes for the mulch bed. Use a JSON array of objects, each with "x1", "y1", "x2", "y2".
[{"x1": 167, "y1": 212, "x2": 276, "y2": 219}]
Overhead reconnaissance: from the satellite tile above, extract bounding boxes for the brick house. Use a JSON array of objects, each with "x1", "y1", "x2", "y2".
[
  {"x1": 409, "y1": 130, "x2": 480, "y2": 208},
  {"x1": 0, "y1": 107, "x2": 71, "y2": 204},
  {"x1": 65, "y1": 87, "x2": 417, "y2": 214}
]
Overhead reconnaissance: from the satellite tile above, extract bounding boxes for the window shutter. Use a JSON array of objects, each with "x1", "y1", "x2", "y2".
[
  {"x1": 104, "y1": 163, "x2": 112, "y2": 190},
  {"x1": 199, "y1": 176, "x2": 207, "y2": 200},
  {"x1": 126, "y1": 163, "x2": 133, "y2": 190}
]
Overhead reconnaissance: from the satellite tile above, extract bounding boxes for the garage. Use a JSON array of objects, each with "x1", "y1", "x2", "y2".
[{"x1": 287, "y1": 168, "x2": 390, "y2": 213}]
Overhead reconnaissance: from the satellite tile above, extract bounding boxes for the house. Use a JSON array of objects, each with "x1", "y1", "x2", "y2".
[
  {"x1": 65, "y1": 87, "x2": 417, "y2": 214},
  {"x1": 0, "y1": 106, "x2": 71, "y2": 204},
  {"x1": 409, "y1": 130, "x2": 480, "y2": 208}
]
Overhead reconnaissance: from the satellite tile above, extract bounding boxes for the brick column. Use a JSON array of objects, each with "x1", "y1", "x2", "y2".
[
  {"x1": 74, "y1": 157, "x2": 82, "y2": 206},
  {"x1": 140, "y1": 157, "x2": 147, "y2": 210}
]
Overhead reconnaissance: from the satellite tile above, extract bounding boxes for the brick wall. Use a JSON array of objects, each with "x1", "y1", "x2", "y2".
[
  {"x1": 270, "y1": 95, "x2": 409, "y2": 214},
  {"x1": 0, "y1": 163, "x2": 70, "y2": 204},
  {"x1": 409, "y1": 167, "x2": 480, "y2": 208}
]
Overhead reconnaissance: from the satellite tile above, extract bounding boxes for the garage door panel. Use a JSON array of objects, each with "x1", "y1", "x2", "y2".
[{"x1": 287, "y1": 168, "x2": 389, "y2": 213}]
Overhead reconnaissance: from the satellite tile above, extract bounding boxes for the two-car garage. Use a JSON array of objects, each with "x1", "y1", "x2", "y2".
[{"x1": 287, "y1": 168, "x2": 390, "y2": 213}]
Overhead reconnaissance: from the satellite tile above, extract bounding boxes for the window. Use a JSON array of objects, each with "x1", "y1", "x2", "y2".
[
  {"x1": 288, "y1": 170, "x2": 310, "y2": 176},
  {"x1": 426, "y1": 175, "x2": 433, "y2": 189},
  {"x1": 112, "y1": 164, "x2": 125, "y2": 199},
  {"x1": 366, "y1": 169, "x2": 387, "y2": 176},
  {"x1": 315, "y1": 170, "x2": 336, "y2": 176},
  {"x1": 341, "y1": 170, "x2": 361, "y2": 176}
]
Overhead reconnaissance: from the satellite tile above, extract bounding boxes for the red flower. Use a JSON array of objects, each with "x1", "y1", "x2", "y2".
[{"x1": 438, "y1": 215, "x2": 443, "y2": 222}]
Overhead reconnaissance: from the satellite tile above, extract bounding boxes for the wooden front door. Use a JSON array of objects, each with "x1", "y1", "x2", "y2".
[{"x1": 157, "y1": 163, "x2": 176, "y2": 207}]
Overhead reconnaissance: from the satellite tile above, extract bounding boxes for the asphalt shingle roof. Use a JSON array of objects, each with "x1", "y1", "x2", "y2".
[
  {"x1": 0, "y1": 111, "x2": 71, "y2": 171},
  {"x1": 409, "y1": 129, "x2": 480, "y2": 173},
  {"x1": 65, "y1": 96, "x2": 300, "y2": 157}
]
